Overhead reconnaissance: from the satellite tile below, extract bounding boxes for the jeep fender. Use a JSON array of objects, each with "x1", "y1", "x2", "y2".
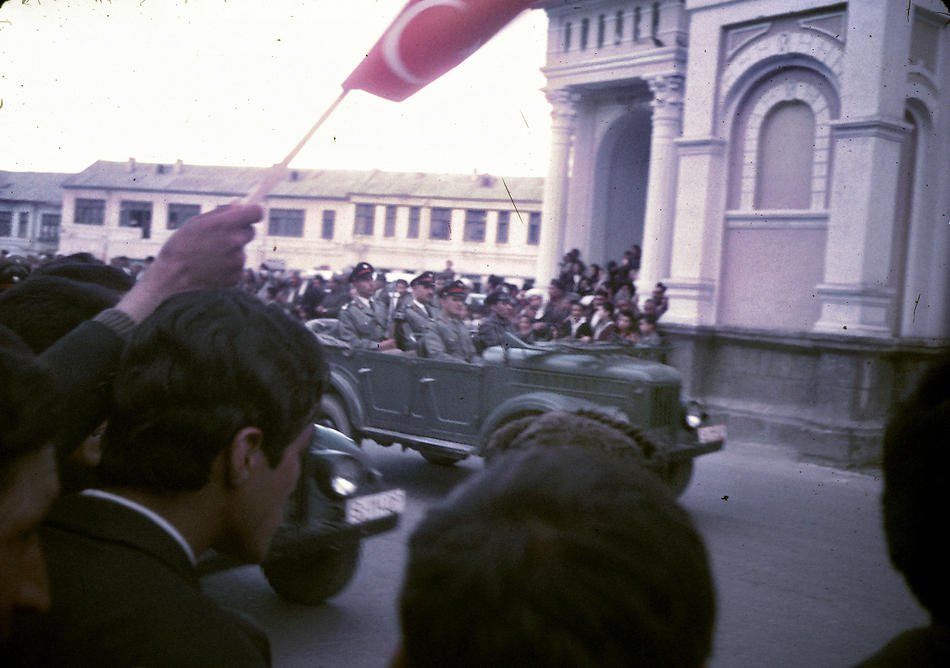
[
  {"x1": 326, "y1": 367, "x2": 367, "y2": 433},
  {"x1": 477, "y1": 391, "x2": 627, "y2": 455}
]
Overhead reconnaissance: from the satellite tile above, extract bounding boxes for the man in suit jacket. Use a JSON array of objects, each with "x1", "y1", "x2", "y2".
[
  {"x1": 338, "y1": 262, "x2": 398, "y2": 351},
  {"x1": 9, "y1": 289, "x2": 326, "y2": 666}
]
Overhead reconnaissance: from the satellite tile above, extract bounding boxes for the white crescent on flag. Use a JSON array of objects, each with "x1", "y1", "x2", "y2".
[
  {"x1": 381, "y1": 0, "x2": 467, "y2": 86},
  {"x1": 342, "y1": 0, "x2": 537, "y2": 102}
]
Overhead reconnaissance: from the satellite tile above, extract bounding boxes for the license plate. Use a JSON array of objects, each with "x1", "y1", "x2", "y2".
[
  {"x1": 698, "y1": 424, "x2": 727, "y2": 444},
  {"x1": 345, "y1": 489, "x2": 405, "y2": 524}
]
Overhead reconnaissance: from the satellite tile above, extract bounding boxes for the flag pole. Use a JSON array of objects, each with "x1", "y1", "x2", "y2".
[{"x1": 243, "y1": 88, "x2": 350, "y2": 205}]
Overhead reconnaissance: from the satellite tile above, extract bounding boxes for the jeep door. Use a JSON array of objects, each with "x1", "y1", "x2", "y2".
[
  {"x1": 354, "y1": 350, "x2": 414, "y2": 432},
  {"x1": 408, "y1": 358, "x2": 484, "y2": 444}
]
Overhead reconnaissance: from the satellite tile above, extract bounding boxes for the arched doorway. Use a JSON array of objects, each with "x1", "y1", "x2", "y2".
[{"x1": 589, "y1": 107, "x2": 652, "y2": 265}]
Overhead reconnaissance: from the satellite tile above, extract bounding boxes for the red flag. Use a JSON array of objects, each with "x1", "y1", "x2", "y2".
[{"x1": 343, "y1": 0, "x2": 537, "y2": 102}]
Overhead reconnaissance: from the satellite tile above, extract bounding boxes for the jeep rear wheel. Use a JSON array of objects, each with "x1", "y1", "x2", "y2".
[
  {"x1": 262, "y1": 530, "x2": 361, "y2": 605},
  {"x1": 319, "y1": 394, "x2": 352, "y2": 439}
]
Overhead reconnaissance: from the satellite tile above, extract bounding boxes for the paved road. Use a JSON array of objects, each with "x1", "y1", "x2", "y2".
[{"x1": 204, "y1": 440, "x2": 927, "y2": 668}]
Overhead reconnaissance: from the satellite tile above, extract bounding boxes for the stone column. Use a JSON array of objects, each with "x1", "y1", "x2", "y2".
[
  {"x1": 639, "y1": 74, "x2": 684, "y2": 292},
  {"x1": 535, "y1": 89, "x2": 579, "y2": 287},
  {"x1": 812, "y1": 0, "x2": 912, "y2": 337}
]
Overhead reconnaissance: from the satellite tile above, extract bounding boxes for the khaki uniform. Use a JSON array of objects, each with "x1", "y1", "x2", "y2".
[
  {"x1": 338, "y1": 297, "x2": 391, "y2": 350},
  {"x1": 423, "y1": 312, "x2": 478, "y2": 362}
]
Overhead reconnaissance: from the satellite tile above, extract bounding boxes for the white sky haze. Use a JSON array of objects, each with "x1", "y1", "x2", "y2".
[{"x1": 0, "y1": 0, "x2": 551, "y2": 177}]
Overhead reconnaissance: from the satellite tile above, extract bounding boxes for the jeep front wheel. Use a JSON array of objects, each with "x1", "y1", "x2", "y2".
[
  {"x1": 319, "y1": 394, "x2": 352, "y2": 439},
  {"x1": 262, "y1": 530, "x2": 361, "y2": 605}
]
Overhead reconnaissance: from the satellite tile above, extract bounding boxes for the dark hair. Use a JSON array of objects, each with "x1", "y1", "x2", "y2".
[
  {"x1": 98, "y1": 289, "x2": 326, "y2": 491},
  {"x1": 32, "y1": 254, "x2": 135, "y2": 293},
  {"x1": 0, "y1": 326, "x2": 62, "y2": 490},
  {"x1": 399, "y1": 444, "x2": 715, "y2": 667},
  {"x1": 882, "y1": 355, "x2": 950, "y2": 623},
  {"x1": 0, "y1": 275, "x2": 124, "y2": 353}
]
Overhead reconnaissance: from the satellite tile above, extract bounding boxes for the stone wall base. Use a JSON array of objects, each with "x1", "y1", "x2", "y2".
[{"x1": 661, "y1": 324, "x2": 948, "y2": 468}]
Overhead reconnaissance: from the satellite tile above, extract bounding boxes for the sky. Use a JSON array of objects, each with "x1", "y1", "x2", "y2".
[{"x1": 0, "y1": 0, "x2": 552, "y2": 177}]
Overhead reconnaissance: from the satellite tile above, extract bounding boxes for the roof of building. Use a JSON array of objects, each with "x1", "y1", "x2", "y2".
[
  {"x1": 62, "y1": 160, "x2": 544, "y2": 203},
  {"x1": 0, "y1": 171, "x2": 71, "y2": 204}
]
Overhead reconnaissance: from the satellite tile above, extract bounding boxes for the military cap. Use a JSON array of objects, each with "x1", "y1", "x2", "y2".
[
  {"x1": 349, "y1": 262, "x2": 375, "y2": 282},
  {"x1": 439, "y1": 279, "x2": 469, "y2": 299},
  {"x1": 485, "y1": 290, "x2": 513, "y2": 306},
  {"x1": 410, "y1": 271, "x2": 435, "y2": 288}
]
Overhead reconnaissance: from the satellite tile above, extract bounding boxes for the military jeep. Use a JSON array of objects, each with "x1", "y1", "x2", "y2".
[
  {"x1": 310, "y1": 321, "x2": 725, "y2": 496},
  {"x1": 199, "y1": 424, "x2": 403, "y2": 604}
]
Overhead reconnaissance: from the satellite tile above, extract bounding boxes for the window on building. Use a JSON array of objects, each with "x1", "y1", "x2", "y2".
[
  {"x1": 651, "y1": 2, "x2": 660, "y2": 41},
  {"x1": 615, "y1": 10, "x2": 624, "y2": 44},
  {"x1": 464, "y1": 209, "x2": 487, "y2": 242},
  {"x1": 355, "y1": 203, "x2": 375, "y2": 236},
  {"x1": 755, "y1": 101, "x2": 815, "y2": 210},
  {"x1": 633, "y1": 7, "x2": 642, "y2": 41},
  {"x1": 597, "y1": 14, "x2": 606, "y2": 48},
  {"x1": 321, "y1": 210, "x2": 336, "y2": 240},
  {"x1": 17, "y1": 212, "x2": 28, "y2": 238},
  {"x1": 527, "y1": 211, "x2": 541, "y2": 245},
  {"x1": 496, "y1": 211, "x2": 510, "y2": 244},
  {"x1": 564, "y1": 21, "x2": 572, "y2": 52},
  {"x1": 167, "y1": 203, "x2": 201, "y2": 230},
  {"x1": 430, "y1": 207, "x2": 451, "y2": 240},
  {"x1": 0, "y1": 211, "x2": 11, "y2": 237},
  {"x1": 384, "y1": 205, "x2": 397, "y2": 237},
  {"x1": 580, "y1": 18, "x2": 589, "y2": 50},
  {"x1": 268, "y1": 208, "x2": 305, "y2": 237},
  {"x1": 74, "y1": 198, "x2": 105, "y2": 226},
  {"x1": 120, "y1": 200, "x2": 153, "y2": 238},
  {"x1": 39, "y1": 214, "x2": 60, "y2": 242},
  {"x1": 407, "y1": 206, "x2": 420, "y2": 239}
]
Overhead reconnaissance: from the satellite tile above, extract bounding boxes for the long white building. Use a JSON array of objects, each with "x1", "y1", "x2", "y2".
[{"x1": 57, "y1": 160, "x2": 544, "y2": 285}]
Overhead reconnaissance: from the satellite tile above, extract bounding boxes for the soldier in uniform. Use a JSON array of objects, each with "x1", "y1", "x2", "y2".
[
  {"x1": 422, "y1": 280, "x2": 478, "y2": 363},
  {"x1": 338, "y1": 262, "x2": 398, "y2": 351},
  {"x1": 474, "y1": 289, "x2": 515, "y2": 352},
  {"x1": 393, "y1": 271, "x2": 436, "y2": 353}
]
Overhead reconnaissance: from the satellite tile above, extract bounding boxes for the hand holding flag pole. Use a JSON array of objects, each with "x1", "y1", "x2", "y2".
[{"x1": 243, "y1": 0, "x2": 537, "y2": 205}]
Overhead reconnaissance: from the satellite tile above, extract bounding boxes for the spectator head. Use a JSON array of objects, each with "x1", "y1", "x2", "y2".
[
  {"x1": 639, "y1": 315, "x2": 657, "y2": 334},
  {"x1": 569, "y1": 300, "x2": 586, "y2": 320},
  {"x1": 0, "y1": 274, "x2": 125, "y2": 355},
  {"x1": 0, "y1": 327, "x2": 62, "y2": 638},
  {"x1": 97, "y1": 289, "x2": 326, "y2": 563},
  {"x1": 616, "y1": 309, "x2": 636, "y2": 332},
  {"x1": 0, "y1": 256, "x2": 31, "y2": 294},
  {"x1": 653, "y1": 282, "x2": 667, "y2": 298},
  {"x1": 396, "y1": 428, "x2": 714, "y2": 668},
  {"x1": 881, "y1": 355, "x2": 950, "y2": 624},
  {"x1": 394, "y1": 278, "x2": 409, "y2": 295},
  {"x1": 547, "y1": 279, "x2": 564, "y2": 300},
  {"x1": 641, "y1": 297, "x2": 657, "y2": 316},
  {"x1": 349, "y1": 262, "x2": 376, "y2": 298}
]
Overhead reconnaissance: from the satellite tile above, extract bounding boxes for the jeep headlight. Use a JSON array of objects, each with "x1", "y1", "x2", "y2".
[
  {"x1": 328, "y1": 455, "x2": 362, "y2": 498},
  {"x1": 683, "y1": 400, "x2": 707, "y2": 430}
]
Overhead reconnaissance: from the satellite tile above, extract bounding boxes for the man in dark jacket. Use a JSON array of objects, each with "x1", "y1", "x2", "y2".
[
  {"x1": 9, "y1": 289, "x2": 325, "y2": 667},
  {"x1": 474, "y1": 289, "x2": 515, "y2": 352},
  {"x1": 393, "y1": 271, "x2": 436, "y2": 352}
]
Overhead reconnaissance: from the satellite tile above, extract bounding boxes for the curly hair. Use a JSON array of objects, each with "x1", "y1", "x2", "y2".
[{"x1": 483, "y1": 409, "x2": 657, "y2": 463}]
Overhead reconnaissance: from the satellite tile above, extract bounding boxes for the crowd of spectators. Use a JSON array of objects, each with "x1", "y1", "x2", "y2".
[{"x1": 218, "y1": 243, "x2": 670, "y2": 349}]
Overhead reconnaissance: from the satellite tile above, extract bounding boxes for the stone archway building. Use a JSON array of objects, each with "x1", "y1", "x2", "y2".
[{"x1": 534, "y1": 0, "x2": 949, "y2": 464}]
